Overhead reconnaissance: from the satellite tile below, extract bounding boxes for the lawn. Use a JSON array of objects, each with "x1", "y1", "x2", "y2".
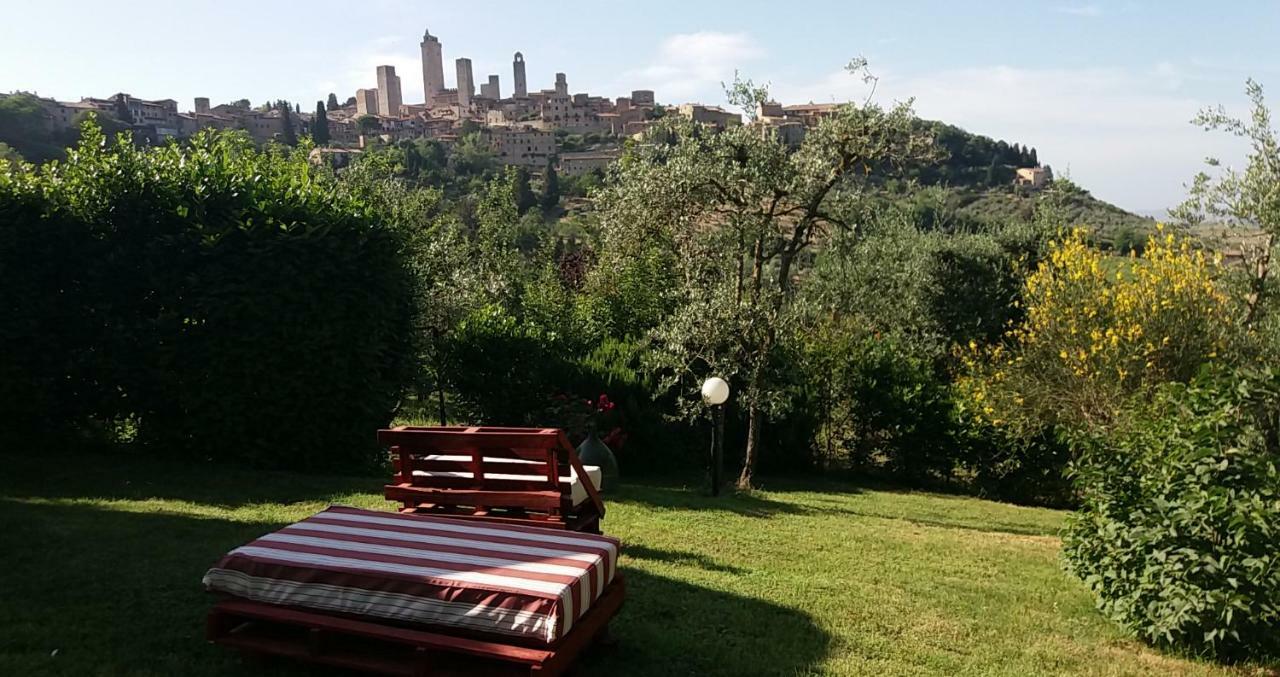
[{"x1": 0, "y1": 452, "x2": 1260, "y2": 676}]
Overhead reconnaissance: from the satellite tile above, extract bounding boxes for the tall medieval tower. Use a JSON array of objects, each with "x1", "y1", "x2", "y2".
[
  {"x1": 513, "y1": 52, "x2": 528, "y2": 98},
  {"x1": 456, "y1": 58, "x2": 474, "y2": 111},
  {"x1": 376, "y1": 65, "x2": 403, "y2": 117},
  {"x1": 420, "y1": 30, "x2": 444, "y2": 107}
]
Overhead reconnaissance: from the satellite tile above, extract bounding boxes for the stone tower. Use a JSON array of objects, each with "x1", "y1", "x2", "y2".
[
  {"x1": 480, "y1": 75, "x2": 500, "y2": 100},
  {"x1": 456, "y1": 58, "x2": 474, "y2": 111},
  {"x1": 376, "y1": 65, "x2": 402, "y2": 117},
  {"x1": 194, "y1": 97, "x2": 210, "y2": 115},
  {"x1": 355, "y1": 88, "x2": 379, "y2": 116},
  {"x1": 420, "y1": 29, "x2": 444, "y2": 107},
  {"x1": 554, "y1": 72, "x2": 568, "y2": 96},
  {"x1": 513, "y1": 52, "x2": 527, "y2": 98}
]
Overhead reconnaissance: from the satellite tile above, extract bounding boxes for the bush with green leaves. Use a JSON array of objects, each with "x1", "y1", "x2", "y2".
[
  {"x1": 798, "y1": 326, "x2": 956, "y2": 480},
  {"x1": 0, "y1": 123, "x2": 413, "y2": 469},
  {"x1": 1063, "y1": 367, "x2": 1280, "y2": 660}
]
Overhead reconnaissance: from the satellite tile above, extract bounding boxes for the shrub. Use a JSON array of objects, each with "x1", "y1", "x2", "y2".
[
  {"x1": 801, "y1": 328, "x2": 956, "y2": 480},
  {"x1": 1063, "y1": 367, "x2": 1280, "y2": 660},
  {"x1": 951, "y1": 419, "x2": 1075, "y2": 507},
  {"x1": 0, "y1": 124, "x2": 413, "y2": 469},
  {"x1": 958, "y1": 225, "x2": 1236, "y2": 433}
]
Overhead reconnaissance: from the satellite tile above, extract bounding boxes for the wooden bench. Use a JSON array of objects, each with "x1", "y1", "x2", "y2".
[{"x1": 380, "y1": 426, "x2": 607, "y2": 534}]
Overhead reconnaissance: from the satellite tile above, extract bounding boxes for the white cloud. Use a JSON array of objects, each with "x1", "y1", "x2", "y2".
[
  {"x1": 620, "y1": 31, "x2": 763, "y2": 103},
  {"x1": 331, "y1": 36, "x2": 425, "y2": 105},
  {"x1": 1056, "y1": 4, "x2": 1103, "y2": 17}
]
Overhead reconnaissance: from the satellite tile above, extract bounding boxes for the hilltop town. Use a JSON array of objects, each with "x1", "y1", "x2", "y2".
[{"x1": 2, "y1": 27, "x2": 848, "y2": 179}]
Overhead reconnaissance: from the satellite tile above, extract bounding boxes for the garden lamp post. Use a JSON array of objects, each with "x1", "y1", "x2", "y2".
[{"x1": 701, "y1": 377, "x2": 730, "y2": 496}]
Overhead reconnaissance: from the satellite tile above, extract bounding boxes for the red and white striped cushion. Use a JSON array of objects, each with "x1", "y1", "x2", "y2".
[{"x1": 202, "y1": 505, "x2": 620, "y2": 644}]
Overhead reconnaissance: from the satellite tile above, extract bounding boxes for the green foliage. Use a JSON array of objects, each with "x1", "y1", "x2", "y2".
[
  {"x1": 356, "y1": 114, "x2": 379, "y2": 134},
  {"x1": 599, "y1": 76, "x2": 941, "y2": 487},
  {"x1": 907, "y1": 120, "x2": 1034, "y2": 188},
  {"x1": 799, "y1": 327, "x2": 956, "y2": 480},
  {"x1": 956, "y1": 180, "x2": 1155, "y2": 236},
  {"x1": 1064, "y1": 367, "x2": 1280, "y2": 660},
  {"x1": 0, "y1": 141, "x2": 21, "y2": 164},
  {"x1": 449, "y1": 131, "x2": 498, "y2": 181},
  {"x1": 0, "y1": 121, "x2": 413, "y2": 469},
  {"x1": 0, "y1": 93, "x2": 122, "y2": 164},
  {"x1": 808, "y1": 212, "x2": 1041, "y2": 352}
]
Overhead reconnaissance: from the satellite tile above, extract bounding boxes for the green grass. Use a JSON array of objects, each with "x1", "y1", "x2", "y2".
[{"x1": 0, "y1": 452, "x2": 1266, "y2": 676}]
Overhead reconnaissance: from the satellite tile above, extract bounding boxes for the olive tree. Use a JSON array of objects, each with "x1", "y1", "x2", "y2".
[
  {"x1": 1175, "y1": 79, "x2": 1280, "y2": 327},
  {"x1": 595, "y1": 66, "x2": 938, "y2": 488}
]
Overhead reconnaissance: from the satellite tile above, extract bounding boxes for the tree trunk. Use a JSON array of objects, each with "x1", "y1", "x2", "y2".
[
  {"x1": 1243, "y1": 233, "x2": 1275, "y2": 327},
  {"x1": 737, "y1": 401, "x2": 762, "y2": 490}
]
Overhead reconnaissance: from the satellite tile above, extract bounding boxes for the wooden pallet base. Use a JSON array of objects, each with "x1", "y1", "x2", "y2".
[
  {"x1": 207, "y1": 577, "x2": 624, "y2": 676},
  {"x1": 396, "y1": 503, "x2": 602, "y2": 534}
]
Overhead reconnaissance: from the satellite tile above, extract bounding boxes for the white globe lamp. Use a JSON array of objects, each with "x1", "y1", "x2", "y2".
[{"x1": 701, "y1": 377, "x2": 730, "y2": 406}]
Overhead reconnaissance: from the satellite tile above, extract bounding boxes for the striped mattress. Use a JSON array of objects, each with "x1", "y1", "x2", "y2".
[{"x1": 202, "y1": 505, "x2": 620, "y2": 644}]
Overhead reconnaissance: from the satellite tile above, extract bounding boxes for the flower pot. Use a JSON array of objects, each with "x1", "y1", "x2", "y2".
[{"x1": 576, "y1": 429, "x2": 619, "y2": 492}]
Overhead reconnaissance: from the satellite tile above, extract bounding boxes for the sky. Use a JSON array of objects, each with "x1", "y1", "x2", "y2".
[{"x1": 3, "y1": 0, "x2": 1278, "y2": 212}]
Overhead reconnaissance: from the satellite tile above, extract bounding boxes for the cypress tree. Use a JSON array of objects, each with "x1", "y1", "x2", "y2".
[
  {"x1": 313, "y1": 101, "x2": 330, "y2": 145},
  {"x1": 513, "y1": 166, "x2": 537, "y2": 214},
  {"x1": 1029, "y1": 146, "x2": 1039, "y2": 167},
  {"x1": 113, "y1": 94, "x2": 133, "y2": 124},
  {"x1": 279, "y1": 101, "x2": 297, "y2": 146},
  {"x1": 540, "y1": 163, "x2": 560, "y2": 212}
]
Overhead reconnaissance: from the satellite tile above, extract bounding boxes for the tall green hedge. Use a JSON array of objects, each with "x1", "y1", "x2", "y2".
[{"x1": 0, "y1": 123, "x2": 413, "y2": 470}]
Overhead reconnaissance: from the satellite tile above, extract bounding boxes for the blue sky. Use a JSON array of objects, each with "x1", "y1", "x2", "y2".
[{"x1": 3, "y1": 0, "x2": 1278, "y2": 211}]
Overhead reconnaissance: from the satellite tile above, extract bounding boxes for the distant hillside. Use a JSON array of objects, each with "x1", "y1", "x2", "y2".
[
  {"x1": 901, "y1": 118, "x2": 1155, "y2": 244},
  {"x1": 958, "y1": 185, "x2": 1155, "y2": 233}
]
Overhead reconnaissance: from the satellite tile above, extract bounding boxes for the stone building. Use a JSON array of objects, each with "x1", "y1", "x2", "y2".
[
  {"x1": 480, "y1": 75, "x2": 500, "y2": 100},
  {"x1": 513, "y1": 52, "x2": 528, "y2": 98},
  {"x1": 630, "y1": 90, "x2": 655, "y2": 106},
  {"x1": 376, "y1": 66, "x2": 403, "y2": 118},
  {"x1": 355, "y1": 88, "x2": 379, "y2": 117},
  {"x1": 74, "y1": 93, "x2": 183, "y2": 138},
  {"x1": 558, "y1": 150, "x2": 618, "y2": 176},
  {"x1": 554, "y1": 73, "x2": 568, "y2": 96},
  {"x1": 780, "y1": 103, "x2": 840, "y2": 127},
  {"x1": 456, "y1": 58, "x2": 474, "y2": 111},
  {"x1": 1015, "y1": 166, "x2": 1053, "y2": 189},
  {"x1": 486, "y1": 124, "x2": 555, "y2": 167},
  {"x1": 420, "y1": 29, "x2": 445, "y2": 107},
  {"x1": 678, "y1": 103, "x2": 741, "y2": 129}
]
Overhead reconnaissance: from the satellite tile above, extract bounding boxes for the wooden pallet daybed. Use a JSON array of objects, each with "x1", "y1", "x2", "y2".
[
  {"x1": 204, "y1": 505, "x2": 623, "y2": 676},
  {"x1": 379, "y1": 426, "x2": 607, "y2": 534}
]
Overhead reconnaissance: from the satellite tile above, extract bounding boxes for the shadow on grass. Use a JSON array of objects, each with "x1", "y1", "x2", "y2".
[
  {"x1": 581, "y1": 567, "x2": 830, "y2": 676},
  {"x1": 623, "y1": 545, "x2": 749, "y2": 575},
  {"x1": 0, "y1": 498, "x2": 299, "y2": 676},
  {"x1": 611, "y1": 482, "x2": 822, "y2": 519},
  {"x1": 0, "y1": 497, "x2": 830, "y2": 677}
]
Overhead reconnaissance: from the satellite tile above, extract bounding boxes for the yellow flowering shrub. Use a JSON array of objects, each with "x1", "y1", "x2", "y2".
[{"x1": 957, "y1": 225, "x2": 1236, "y2": 430}]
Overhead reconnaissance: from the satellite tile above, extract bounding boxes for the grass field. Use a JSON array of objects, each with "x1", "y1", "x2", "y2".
[{"x1": 0, "y1": 452, "x2": 1267, "y2": 676}]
